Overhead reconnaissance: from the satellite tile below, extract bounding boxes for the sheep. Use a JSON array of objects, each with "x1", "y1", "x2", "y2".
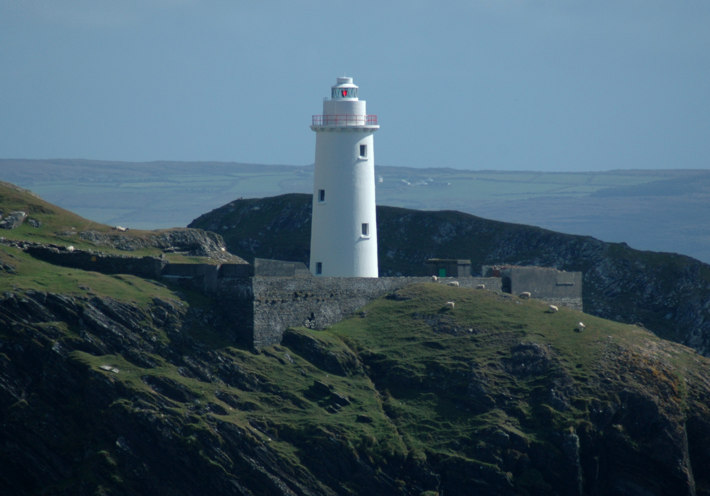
[
  {"x1": 66, "y1": 245, "x2": 75, "y2": 252},
  {"x1": 431, "y1": 275, "x2": 438, "y2": 281},
  {"x1": 575, "y1": 322, "x2": 586, "y2": 332},
  {"x1": 547, "y1": 304, "x2": 559, "y2": 313},
  {"x1": 519, "y1": 291, "x2": 531, "y2": 299},
  {"x1": 114, "y1": 225, "x2": 127, "y2": 232},
  {"x1": 476, "y1": 284, "x2": 486, "y2": 290},
  {"x1": 447, "y1": 281, "x2": 459, "y2": 287},
  {"x1": 445, "y1": 301, "x2": 455, "y2": 309}
]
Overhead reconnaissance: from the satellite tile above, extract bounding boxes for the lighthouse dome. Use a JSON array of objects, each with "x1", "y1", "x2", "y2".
[{"x1": 331, "y1": 77, "x2": 358, "y2": 100}]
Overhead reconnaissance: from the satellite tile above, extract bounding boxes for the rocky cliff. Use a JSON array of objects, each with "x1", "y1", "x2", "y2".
[
  {"x1": 2, "y1": 278, "x2": 710, "y2": 495},
  {"x1": 76, "y1": 227, "x2": 233, "y2": 260},
  {"x1": 0, "y1": 288, "x2": 319, "y2": 495},
  {"x1": 3, "y1": 183, "x2": 710, "y2": 494},
  {"x1": 189, "y1": 193, "x2": 710, "y2": 356}
]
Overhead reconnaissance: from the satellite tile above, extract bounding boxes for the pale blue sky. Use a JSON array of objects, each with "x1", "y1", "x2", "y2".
[{"x1": 1, "y1": 0, "x2": 708, "y2": 171}]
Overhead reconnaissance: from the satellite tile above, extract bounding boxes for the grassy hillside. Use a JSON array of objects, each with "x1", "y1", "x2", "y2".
[
  {"x1": 0, "y1": 247, "x2": 170, "y2": 304},
  {"x1": 0, "y1": 181, "x2": 107, "y2": 246},
  {"x1": 2, "y1": 276, "x2": 709, "y2": 494},
  {"x1": 0, "y1": 181, "x2": 239, "y2": 266}
]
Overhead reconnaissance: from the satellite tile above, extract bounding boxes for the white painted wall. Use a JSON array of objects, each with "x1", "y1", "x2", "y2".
[{"x1": 309, "y1": 77, "x2": 379, "y2": 277}]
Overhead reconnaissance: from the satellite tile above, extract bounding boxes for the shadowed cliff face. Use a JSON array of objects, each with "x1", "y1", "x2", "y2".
[
  {"x1": 189, "y1": 193, "x2": 710, "y2": 356},
  {"x1": 2, "y1": 283, "x2": 710, "y2": 496},
  {"x1": 0, "y1": 290, "x2": 326, "y2": 496},
  {"x1": 3, "y1": 183, "x2": 710, "y2": 494}
]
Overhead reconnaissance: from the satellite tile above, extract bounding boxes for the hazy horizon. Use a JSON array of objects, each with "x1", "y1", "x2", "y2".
[
  {"x1": 2, "y1": 157, "x2": 708, "y2": 175},
  {"x1": 2, "y1": 1, "x2": 709, "y2": 172}
]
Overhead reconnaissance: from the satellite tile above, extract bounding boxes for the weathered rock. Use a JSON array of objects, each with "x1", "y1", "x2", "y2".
[
  {"x1": 281, "y1": 329, "x2": 362, "y2": 376},
  {"x1": 0, "y1": 211, "x2": 26, "y2": 229},
  {"x1": 0, "y1": 262, "x2": 15, "y2": 273},
  {"x1": 78, "y1": 227, "x2": 236, "y2": 261},
  {"x1": 503, "y1": 342, "x2": 553, "y2": 377}
]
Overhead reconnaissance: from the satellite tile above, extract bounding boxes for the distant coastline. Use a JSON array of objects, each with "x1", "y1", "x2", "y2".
[{"x1": 1, "y1": 159, "x2": 708, "y2": 263}]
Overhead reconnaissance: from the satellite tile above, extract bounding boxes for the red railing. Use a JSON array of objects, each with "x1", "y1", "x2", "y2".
[{"x1": 312, "y1": 114, "x2": 378, "y2": 127}]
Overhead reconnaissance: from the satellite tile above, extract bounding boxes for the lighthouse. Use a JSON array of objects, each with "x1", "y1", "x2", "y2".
[{"x1": 309, "y1": 77, "x2": 379, "y2": 277}]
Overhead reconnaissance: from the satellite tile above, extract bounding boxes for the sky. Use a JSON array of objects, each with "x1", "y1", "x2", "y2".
[{"x1": 1, "y1": 0, "x2": 709, "y2": 171}]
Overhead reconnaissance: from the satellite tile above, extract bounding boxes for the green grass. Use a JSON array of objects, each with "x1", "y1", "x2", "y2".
[
  {"x1": 25, "y1": 255, "x2": 693, "y2": 490},
  {"x1": 71, "y1": 333, "x2": 409, "y2": 474},
  {"x1": 0, "y1": 245, "x2": 177, "y2": 305},
  {"x1": 261, "y1": 282, "x2": 698, "y2": 487},
  {"x1": 0, "y1": 181, "x2": 232, "y2": 261},
  {"x1": 4, "y1": 259, "x2": 705, "y2": 492}
]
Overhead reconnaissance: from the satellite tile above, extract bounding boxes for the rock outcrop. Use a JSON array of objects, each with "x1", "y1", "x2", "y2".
[
  {"x1": 78, "y1": 227, "x2": 234, "y2": 260},
  {"x1": 0, "y1": 210, "x2": 27, "y2": 229}
]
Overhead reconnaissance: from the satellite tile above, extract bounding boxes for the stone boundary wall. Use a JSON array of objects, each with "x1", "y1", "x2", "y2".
[
  {"x1": 251, "y1": 276, "x2": 501, "y2": 349},
  {"x1": 26, "y1": 245, "x2": 167, "y2": 278},
  {"x1": 21, "y1": 244, "x2": 582, "y2": 348},
  {"x1": 24, "y1": 244, "x2": 253, "y2": 290},
  {"x1": 162, "y1": 263, "x2": 253, "y2": 291},
  {"x1": 507, "y1": 268, "x2": 583, "y2": 311},
  {"x1": 253, "y1": 258, "x2": 310, "y2": 277},
  {"x1": 544, "y1": 297, "x2": 584, "y2": 312},
  {"x1": 483, "y1": 265, "x2": 583, "y2": 311}
]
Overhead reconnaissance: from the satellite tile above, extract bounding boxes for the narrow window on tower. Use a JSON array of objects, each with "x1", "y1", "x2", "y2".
[
  {"x1": 361, "y1": 223, "x2": 369, "y2": 237},
  {"x1": 318, "y1": 189, "x2": 325, "y2": 202},
  {"x1": 315, "y1": 262, "x2": 322, "y2": 274},
  {"x1": 359, "y1": 144, "x2": 367, "y2": 159}
]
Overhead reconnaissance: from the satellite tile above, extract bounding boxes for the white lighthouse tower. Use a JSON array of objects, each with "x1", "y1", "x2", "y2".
[{"x1": 309, "y1": 77, "x2": 379, "y2": 277}]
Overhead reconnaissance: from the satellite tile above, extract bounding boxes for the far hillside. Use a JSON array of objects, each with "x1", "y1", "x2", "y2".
[
  {"x1": 1, "y1": 159, "x2": 708, "y2": 263},
  {"x1": 190, "y1": 193, "x2": 710, "y2": 357}
]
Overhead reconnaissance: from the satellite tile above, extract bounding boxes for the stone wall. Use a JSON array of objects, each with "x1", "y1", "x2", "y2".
[
  {"x1": 26, "y1": 245, "x2": 167, "y2": 279},
  {"x1": 253, "y1": 258, "x2": 310, "y2": 277},
  {"x1": 23, "y1": 244, "x2": 582, "y2": 349},
  {"x1": 483, "y1": 265, "x2": 583, "y2": 311},
  {"x1": 509, "y1": 267, "x2": 582, "y2": 311},
  {"x1": 250, "y1": 276, "x2": 500, "y2": 349},
  {"x1": 424, "y1": 259, "x2": 473, "y2": 278},
  {"x1": 219, "y1": 263, "x2": 255, "y2": 279},
  {"x1": 25, "y1": 244, "x2": 255, "y2": 291},
  {"x1": 162, "y1": 263, "x2": 253, "y2": 291}
]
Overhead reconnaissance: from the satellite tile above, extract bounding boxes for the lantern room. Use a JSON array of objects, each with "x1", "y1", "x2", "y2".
[{"x1": 331, "y1": 77, "x2": 359, "y2": 100}]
